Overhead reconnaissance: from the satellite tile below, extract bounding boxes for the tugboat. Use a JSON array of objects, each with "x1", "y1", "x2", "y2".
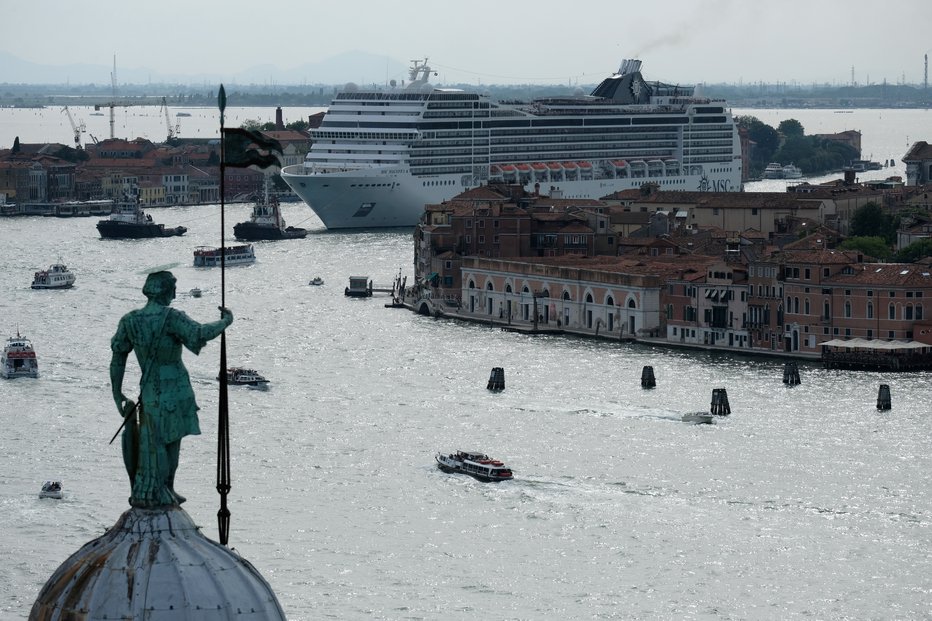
[
  {"x1": 233, "y1": 176, "x2": 307, "y2": 241},
  {"x1": 96, "y1": 199, "x2": 187, "y2": 239},
  {"x1": 220, "y1": 367, "x2": 270, "y2": 390},
  {"x1": 1, "y1": 331, "x2": 39, "y2": 379},
  {"x1": 435, "y1": 450, "x2": 514, "y2": 482},
  {"x1": 31, "y1": 262, "x2": 76, "y2": 289},
  {"x1": 193, "y1": 244, "x2": 256, "y2": 267}
]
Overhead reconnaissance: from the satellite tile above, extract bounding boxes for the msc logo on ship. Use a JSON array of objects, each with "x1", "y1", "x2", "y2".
[
  {"x1": 353, "y1": 202, "x2": 376, "y2": 218},
  {"x1": 697, "y1": 175, "x2": 734, "y2": 192}
]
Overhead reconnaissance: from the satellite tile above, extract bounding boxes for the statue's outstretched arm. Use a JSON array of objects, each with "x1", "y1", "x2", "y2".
[{"x1": 199, "y1": 307, "x2": 234, "y2": 342}]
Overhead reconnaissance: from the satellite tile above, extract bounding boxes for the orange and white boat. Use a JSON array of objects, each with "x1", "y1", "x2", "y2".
[{"x1": 435, "y1": 450, "x2": 513, "y2": 482}]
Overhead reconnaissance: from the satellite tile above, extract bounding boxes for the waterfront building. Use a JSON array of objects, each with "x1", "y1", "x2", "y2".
[
  {"x1": 903, "y1": 141, "x2": 932, "y2": 186},
  {"x1": 459, "y1": 256, "x2": 669, "y2": 336}
]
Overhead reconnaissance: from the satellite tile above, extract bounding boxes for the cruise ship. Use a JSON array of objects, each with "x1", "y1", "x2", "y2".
[{"x1": 281, "y1": 59, "x2": 743, "y2": 229}]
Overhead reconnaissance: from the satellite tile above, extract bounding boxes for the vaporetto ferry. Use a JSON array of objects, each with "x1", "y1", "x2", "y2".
[{"x1": 282, "y1": 58, "x2": 743, "y2": 229}]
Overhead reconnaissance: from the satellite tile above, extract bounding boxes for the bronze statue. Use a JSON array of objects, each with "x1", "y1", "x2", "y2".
[{"x1": 110, "y1": 271, "x2": 233, "y2": 508}]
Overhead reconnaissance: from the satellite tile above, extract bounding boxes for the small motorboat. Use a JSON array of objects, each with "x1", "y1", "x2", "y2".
[
  {"x1": 189, "y1": 287, "x2": 202, "y2": 297},
  {"x1": 681, "y1": 412, "x2": 715, "y2": 424},
  {"x1": 309, "y1": 277, "x2": 324, "y2": 286},
  {"x1": 436, "y1": 450, "x2": 513, "y2": 482},
  {"x1": 221, "y1": 367, "x2": 270, "y2": 390},
  {"x1": 39, "y1": 480, "x2": 63, "y2": 499}
]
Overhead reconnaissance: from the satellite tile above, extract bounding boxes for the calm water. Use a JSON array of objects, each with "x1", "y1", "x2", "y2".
[
  {"x1": 1, "y1": 108, "x2": 931, "y2": 620},
  {"x1": 1, "y1": 205, "x2": 931, "y2": 620}
]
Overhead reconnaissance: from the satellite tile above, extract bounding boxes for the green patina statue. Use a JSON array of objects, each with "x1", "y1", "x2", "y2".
[{"x1": 110, "y1": 271, "x2": 233, "y2": 508}]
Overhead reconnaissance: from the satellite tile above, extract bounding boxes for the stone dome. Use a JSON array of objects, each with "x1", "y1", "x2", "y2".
[{"x1": 30, "y1": 507, "x2": 286, "y2": 620}]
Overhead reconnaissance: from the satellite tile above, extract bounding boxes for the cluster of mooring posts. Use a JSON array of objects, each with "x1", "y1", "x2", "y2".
[
  {"x1": 485, "y1": 363, "x2": 894, "y2": 413},
  {"x1": 877, "y1": 384, "x2": 892, "y2": 411},
  {"x1": 641, "y1": 365, "x2": 656, "y2": 389},
  {"x1": 487, "y1": 367, "x2": 505, "y2": 391}
]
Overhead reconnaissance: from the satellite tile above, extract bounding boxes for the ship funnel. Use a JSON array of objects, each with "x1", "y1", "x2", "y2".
[{"x1": 618, "y1": 59, "x2": 642, "y2": 76}]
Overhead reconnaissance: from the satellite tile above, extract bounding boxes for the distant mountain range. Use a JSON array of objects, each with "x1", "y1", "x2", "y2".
[{"x1": 0, "y1": 50, "x2": 409, "y2": 86}]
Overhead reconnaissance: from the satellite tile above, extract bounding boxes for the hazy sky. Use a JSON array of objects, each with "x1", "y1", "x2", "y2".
[{"x1": 3, "y1": 0, "x2": 931, "y2": 86}]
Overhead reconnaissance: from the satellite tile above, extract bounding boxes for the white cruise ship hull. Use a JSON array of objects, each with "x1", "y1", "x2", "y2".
[{"x1": 283, "y1": 166, "x2": 741, "y2": 229}]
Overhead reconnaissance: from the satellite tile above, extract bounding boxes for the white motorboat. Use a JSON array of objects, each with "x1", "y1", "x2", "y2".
[
  {"x1": 762, "y1": 162, "x2": 784, "y2": 179},
  {"x1": 782, "y1": 163, "x2": 803, "y2": 179},
  {"x1": 309, "y1": 277, "x2": 324, "y2": 286},
  {"x1": 436, "y1": 450, "x2": 514, "y2": 482},
  {"x1": 1, "y1": 332, "x2": 39, "y2": 379},
  {"x1": 31, "y1": 262, "x2": 76, "y2": 289},
  {"x1": 222, "y1": 367, "x2": 270, "y2": 390},
  {"x1": 681, "y1": 412, "x2": 715, "y2": 424},
  {"x1": 39, "y1": 480, "x2": 62, "y2": 499}
]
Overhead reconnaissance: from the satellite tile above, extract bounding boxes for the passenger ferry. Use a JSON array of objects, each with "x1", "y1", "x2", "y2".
[
  {"x1": 2, "y1": 332, "x2": 39, "y2": 379},
  {"x1": 436, "y1": 450, "x2": 514, "y2": 482},
  {"x1": 281, "y1": 58, "x2": 743, "y2": 229},
  {"x1": 31, "y1": 262, "x2": 75, "y2": 289},
  {"x1": 193, "y1": 244, "x2": 256, "y2": 267}
]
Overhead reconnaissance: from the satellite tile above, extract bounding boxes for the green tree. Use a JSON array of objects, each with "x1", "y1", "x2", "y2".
[
  {"x1": 895, "y1": 238, "x2": 932, "y2": 262},
  {"x1": 11, "y1": 136, "x2": 20, "y2": 154},
  {"x1": 838, "y1": 236, "x2": 892, "y2": 260},
  {"x1": 850, "y1": 202, "x2": 897, "y2": 243},
  {"x1": 778, "y1": 119, "x2": 804, "y2": 138},
  {"x1": 286, "y1": 119, "x2": 309, "y2": 132},
  {"x1": 736, "y1": 115, "x2": 779, "y2": 175}
]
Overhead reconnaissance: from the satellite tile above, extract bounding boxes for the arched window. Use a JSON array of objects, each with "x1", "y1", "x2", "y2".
[
  {"x1": 906, "y1": 304, "x2": 914, "y2": 320},
  {"x1": 505, "y1": 284, "x2": 512, "y2": 293},
  {"x1": 804, "y1": 298, "x2": 810, "y2": 315},
  {"x1": 793, "y1": 297, "x2": 799, "y2": 314},
  {"x1": 867, "y1": 302, "x2": 873, "y2": 319},
  {"x1": 889, "y1": 303, "x2": 896, "y2": 320},
  {"x1": 468, "y1": 280, "x2": 476, "y2": 289},
  {"x1": 844, "y1": 301, "x2": 851, "y2": 318},
  {"x1": 563, "y1": 291, "x2": 571, "y2": 301},
  {"x1": 627, "y1": 298, "x2": 636, "y2": 309},
  {"x1": 486, "y1": 282, "x2": 494, "y2": 291},
  {"x1": 541, "y1": 289, "x2": 550, "y2": 298},
  {"x1": 585, "y1": 293, "x2": 593, "y2": 303},
  {"x1": 523, "y1": 286, "x2": 530, "y2": 294},
  {"x1": 606, "y1": 296, "x2": 615, "y2": 306}
]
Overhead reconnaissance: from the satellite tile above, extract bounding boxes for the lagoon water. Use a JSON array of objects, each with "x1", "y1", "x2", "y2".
[{"x1": 0, "y1": 108, "x2": 931, "y2": 619}]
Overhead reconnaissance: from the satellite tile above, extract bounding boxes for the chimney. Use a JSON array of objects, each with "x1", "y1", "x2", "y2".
[{"x1": 275, "y1": 107, "x2": 284, "y2": 130}]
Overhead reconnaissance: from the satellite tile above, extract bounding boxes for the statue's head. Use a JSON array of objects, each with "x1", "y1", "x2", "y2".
[{"x1": 142, "y1": 271, "x2": 177, "y2": 304}]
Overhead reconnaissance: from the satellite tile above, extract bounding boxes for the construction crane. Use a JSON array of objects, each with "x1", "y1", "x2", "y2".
[
  {"x1": 92, "y1": 55, "x2": 119, "y2": 139},
  {"x1": 61, "y1": 106, "x2": 86, "y2": 150},
  {"x1": 160, "y1": 97, "x2": 180, "y2": 142}
]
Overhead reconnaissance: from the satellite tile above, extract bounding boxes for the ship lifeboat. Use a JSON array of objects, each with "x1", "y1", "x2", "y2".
[
  {"x1": 612, "y1": 160, "x2": 628, "y2": 169},
  {"x1": 515, "y1": 163, "x2": 531, "y2": 172},
  {"x1": 547, "y1": 162, "x2": 563, "y2": 171},
  {"x1": 490, "y1": 165, "x2": 502, "y2": 175},
  {"x1": 561, "y1": 161, "x2": 578, "y2": 170},
  {"x1": 531, "y1": 162, "x2": 547, "y2": 172},
  {"x1": 499, "y1": 164, "x2": 517, "y2": 173},
  {"x1": 577, "y1": 161, "x2": 592, "y2": 169}
]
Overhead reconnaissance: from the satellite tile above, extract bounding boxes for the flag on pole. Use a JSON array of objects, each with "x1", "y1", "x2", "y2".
[{"x1": 222, "y1": 127, "x2": 284, "y2": 170}]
